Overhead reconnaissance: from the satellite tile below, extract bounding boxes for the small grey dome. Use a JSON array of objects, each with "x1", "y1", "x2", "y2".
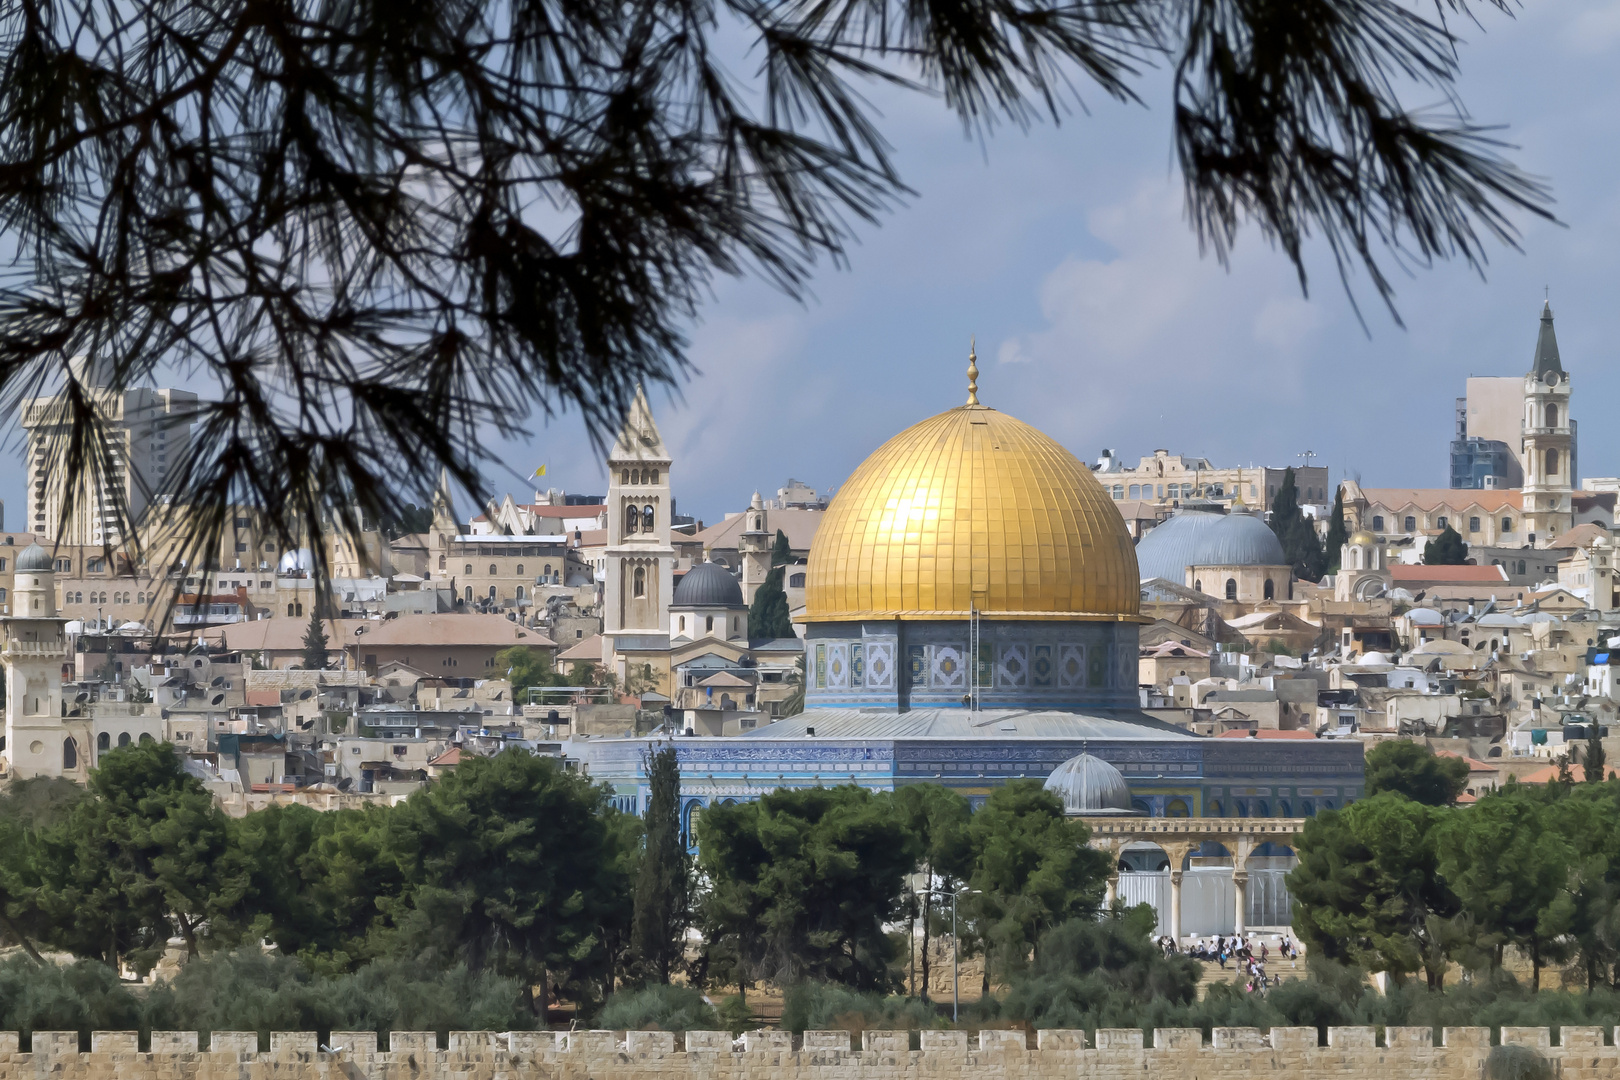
[
  {"x1": 1044, "y1": 752, "x2": 1135, "y2": 816},
  {"x1": 16, "y1": 543, "x2": 54, "y2": 572},
  {"x1": 672, "y1": 561, "x2": 744, "y2": 608},
  {"x1": 1134, "y1": 510, "x2": 1287, "y2": 582}
]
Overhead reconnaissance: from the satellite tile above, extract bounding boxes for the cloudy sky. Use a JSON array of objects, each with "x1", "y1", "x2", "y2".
[{"x1": 2, "y1": 0, "x2": 1615, "y2": 532}]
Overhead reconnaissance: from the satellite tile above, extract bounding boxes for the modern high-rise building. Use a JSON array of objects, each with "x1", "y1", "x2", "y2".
[{"x1": 21, "y1": 364, "x2": 197, "y2": 545}]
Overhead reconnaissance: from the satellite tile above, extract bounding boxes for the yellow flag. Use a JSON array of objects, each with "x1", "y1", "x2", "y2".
[{"x1": 533, "y1": 464, "x2": 547, "y2": 478}]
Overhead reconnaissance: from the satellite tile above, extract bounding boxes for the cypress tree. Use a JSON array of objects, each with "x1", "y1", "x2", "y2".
[
  {"x1": 1268, "y1": 468, "x2": 1326, "y2": 583},
  {"x1": 301, "y1": 612, "x2": 330, "y2": 670},
  {"x1": 632, "y1": 745, "x2": 691, "y2": 982},
  {"x1": 1324, "y1": 484, "x2": 1349, "y2": 572},
  {"x1": 747, "y1": 530, "x2": 795, "y2": 639},
  {"x1": 1585, "y1": 727, "x2": 1607, "y2": 784}
]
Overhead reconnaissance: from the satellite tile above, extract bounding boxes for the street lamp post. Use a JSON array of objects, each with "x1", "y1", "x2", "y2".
[{"x1": 945, "y1": 887, "x2": 980, "y2": 1023}]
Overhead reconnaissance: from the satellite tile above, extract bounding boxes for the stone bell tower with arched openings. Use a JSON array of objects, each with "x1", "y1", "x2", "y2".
[
  {"x1": 602, "y1": 386, "x2": 674, "y2": 673},
  {"x1": 1521, "y1": 301, "x2": 1574, "y2": 546},
  {"x1": 2, "y1": 543, "x2": 74, "y2": 780}
]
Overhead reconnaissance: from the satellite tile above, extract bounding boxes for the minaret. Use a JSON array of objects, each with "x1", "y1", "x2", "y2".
[
  {"x1": 739, "y1": 491, "x2": 771, "y2": 603},
  {"x1": 1521, "y1": 301, "x2": 1574, "y2": 546},
  {"x1": 602, "y1": 386, "x2": 674, "y2": 672},
  {"x1": 2, "y1": 544, "x2": 73, "y2": 780}
]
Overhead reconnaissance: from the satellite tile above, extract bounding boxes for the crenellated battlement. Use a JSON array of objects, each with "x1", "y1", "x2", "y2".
[{"x1": 0, "y1": 1024, "x2": 1612, "y2": 1080}]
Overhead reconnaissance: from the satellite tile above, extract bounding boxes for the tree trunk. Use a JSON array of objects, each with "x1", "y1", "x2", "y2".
[
  {"x1": 1530, "y1": 942, "x2": 1541, "y2": 992},
  {"x1": 0, "y1": 910, "x2": 45, "y2": 965}
]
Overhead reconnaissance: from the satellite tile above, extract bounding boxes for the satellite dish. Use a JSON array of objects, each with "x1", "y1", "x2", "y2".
[
  {"x1": 299, "y1": 690, "x2": 313, "y2": 700},
  {"x1": 210, "y1": 676, "x2": 224, "y2": 687},
  {"x1": 211, "y1": 693, "x2": 225, "y2": 705}
]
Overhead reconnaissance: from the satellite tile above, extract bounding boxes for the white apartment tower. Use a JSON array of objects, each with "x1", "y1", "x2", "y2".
[
  {"x1": 601, "y1": 387, "x2": 674, "y2": 671},
  {"x1": 1, "y1": 544, "x2": 74, "y2": 781},
  {"x1": 1521, "y1": 302, "x2": 1574, "y2": 545},
  {"x1": 22, "y1": 363, "x2": 198, "y2": 544}
]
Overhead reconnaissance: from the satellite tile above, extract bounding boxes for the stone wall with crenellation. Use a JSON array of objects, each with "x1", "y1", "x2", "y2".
[{"x1": 0, "y1": 1025, "x2": 1609, "y2": 1080}]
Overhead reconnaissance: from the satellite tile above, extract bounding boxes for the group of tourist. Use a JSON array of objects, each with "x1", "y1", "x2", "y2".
[{"x1": 1157, "y1": 933, "x2": 1301, "y2": 993}]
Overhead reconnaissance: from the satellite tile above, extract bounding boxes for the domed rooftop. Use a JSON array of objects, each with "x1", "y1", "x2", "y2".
[
  {"x1": 1043, "y1": 752, "x2": 1136, "y2": 816},
  {"x1": 16, "y1": 543, "x2": 54, "y2": 572},
  {"x1": 1134, "y1": 510, "x2": 1287, "y2": 583},
  {"x1": 1348, "y1": 530, "x2": 1377, "y2": 546},
  {"x1": 673, "y1": 561, "x2": 744, "y2": 608},
  {"x1": 804, "y1": 365, "x2": 1138, "y2": 622}
]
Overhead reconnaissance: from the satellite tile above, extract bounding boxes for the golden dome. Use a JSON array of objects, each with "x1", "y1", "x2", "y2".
[
  {"x1": 1349, "y1": 530, "x2": 1377, "y2": 546},
  {"x1": 805, "y1": 403, "x2": 1140, "y2": 622}
]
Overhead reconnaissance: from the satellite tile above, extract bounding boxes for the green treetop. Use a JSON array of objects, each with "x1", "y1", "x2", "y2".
[{"x1": 1423, "y1": 525, "x2": 1468, "y2": 565}]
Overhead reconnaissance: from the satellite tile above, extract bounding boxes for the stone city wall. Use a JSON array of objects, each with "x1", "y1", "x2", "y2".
[{"x1": 0, "y1": 1026, "x2": 1611, "y2": 1080}]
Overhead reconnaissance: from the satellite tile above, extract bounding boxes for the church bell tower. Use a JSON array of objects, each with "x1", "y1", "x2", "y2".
[
  {"x1": 602, "y1": 387, "x2": 674, "y2": 671},
  {"x1": 2, "y1": 544, "x2": 72, "y2": 780},
  {"x1": 1521, "y1": 301, "x2": 1574, "y2": 546}
]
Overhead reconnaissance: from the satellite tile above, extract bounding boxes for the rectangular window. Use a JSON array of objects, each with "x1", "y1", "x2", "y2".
[
  {"x1": 1502, "y1": 517, "x2": 1513, "y2": 532},
  {"x1": 1469, "y1": 517, "x2": 1480, "y2": 532}
]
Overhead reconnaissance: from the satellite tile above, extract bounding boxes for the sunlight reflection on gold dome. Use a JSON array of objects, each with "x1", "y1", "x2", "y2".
[{"x1": 805, "y1": 383, "x2": 1140, "y2": 622}]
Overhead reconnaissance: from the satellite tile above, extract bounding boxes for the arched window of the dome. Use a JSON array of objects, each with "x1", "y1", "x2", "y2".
[
  {"x1": 1225, "y1": 579, "x2": 1237, "y2": 601},
  {"x1": 1263, "y1": 579, "x2": 1274, "y2": 600}
]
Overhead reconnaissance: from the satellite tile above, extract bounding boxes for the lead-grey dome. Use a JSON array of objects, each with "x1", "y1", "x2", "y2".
[
  {"x1": 16, "y1": 543, "x2": 54, "y2": 572},
  {"x1": 1134, "y1": 510, "x2": 1287, "y2": 582},
  {"x1": 672, "y1": 561, "x2": 744, "y2": 608},
  {"x1": 1044, "y1": 752, "x2": 1135, "y2": 816}
]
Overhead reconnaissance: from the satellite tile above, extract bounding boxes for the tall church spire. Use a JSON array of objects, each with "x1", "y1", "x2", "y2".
[{"x1": 1532, "y1": 300, "x2": 1562, "y2": 377}]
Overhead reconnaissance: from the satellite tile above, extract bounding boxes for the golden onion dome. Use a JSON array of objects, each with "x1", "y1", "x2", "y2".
[
  {"x1": 1349, "y1": 530, "x2": 1377, "y2": 546},
  {"x1": 805, "y1": 398, "x2": 1140, "y2": 623}
]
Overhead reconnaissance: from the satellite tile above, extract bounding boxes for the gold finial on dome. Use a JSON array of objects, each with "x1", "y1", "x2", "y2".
[{"x1": 966, "y1": 337, "x2": 980, "y2": 406}]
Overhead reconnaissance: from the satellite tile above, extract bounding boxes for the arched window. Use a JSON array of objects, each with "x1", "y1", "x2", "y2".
[
  {"x1": 1166, "y1": 798, "x2": 1189, "y2": 818},
  {"x1": 705, "y1": 616, "x2": 714, "y2": 632},
  {"x1": 1129, "y1": 484, "x2": 1140, "y2": 498},
  {"x1": 1207, "y1": 799, "x2": 1223, "y2": 817},
  {"x1": 543, "y1": 563, "x2": 552, "y2": 579},
  {"x1": 488, "y1": 563, "x2": 498, "y2": 575},
  {"x1": 678, "y1": 616, "x2": 686, "y2": 632},
  {"x1": 118, "y1": 732, "x2": 131, "y2": 748},
  {"x1": 1225, "y1": 578, "x2": 1237, "y2": 600},
  {"x1": 1193, "y1": 580, "x2": 1202, "y2": 593},
  {"x1": 1279, "y1": 800, "x2": 1292, "y2": 817},
  {"x1": 642, "y1": 505, "x2": 655, "y2": 531},
  {"x1": 633, "y1": 566, "x2": 646, "y2": 597},
  {"x1": 1300, "y1": 799, "x2": 1314, "y2": 816},
  {"x1": 625, "y1": 504, "x2": 639, "y2": 534},
  {"x1": 488, "y1": 585, "x2": 497, "y2": 599},
  {"x1": 1263, "y1": 578, "x2": 1275, "y2": 600},
  {"x1": 516, "y1": 564, "x2": 524, "y2": 575},
  {"x1": 97, "y1": 732, "x2": 109, "y2": 751},
  {"x1": 651, "y1": 469, "x2": 659, "y2": 484},
  {"x1": 464, "y1": 564, "x2": 473, "y2": 575},
  {"x1": 1436, "y1": 516, "x2": 1448, "y2": 530},
  {"x1": 438, "y1": 555, "x2": 446, "y2": 570},
  {"x1": 1547, "y1": 403, "x2": 1558, "y2": 427},
  {"x1": 139, "y1": 734, "x2": 153, "y2": 744},
  {"x1": 465, "y1": 586, "x2": 473, "y2": 602},
  {"x1": 1257, "y1": 800, "x2": 1271, "y2": 817},
  {"x1": 1404, "y1": 516, "x2": 1416, "y2": 532},
  {"x1": 63, "y1": 739, "x2": 77, "y2": 770},
  {"x1": 515, "y1": 585, "x2": 526, "y2": 600},
  {"x1": 1546, "y1": 447, "x2": 1559, "y2": 475},
  {"x1": 1503, "y1": 517, "x2": 1514, "y2": 532},
  {"x1": 1372, "y1": 515, "x2": 1384, "y2": 530},
  {"x1": 622, "y1": 469, "x2": 630, "y2": 484},
  {"x1": 732, "y1": 616, "x2": 739, "y2": 632},
  {"x1": 288, "y1": 603, "x2": 296, "y2": 616}
]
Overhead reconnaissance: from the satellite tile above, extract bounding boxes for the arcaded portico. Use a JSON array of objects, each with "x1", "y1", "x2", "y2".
[{"x1": 1087, "y1": 817, "x2": 1305, "y2": 941}]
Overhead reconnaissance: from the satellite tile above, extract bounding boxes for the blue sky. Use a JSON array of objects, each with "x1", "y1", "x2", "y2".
[{"x1": 3, "y1": 0, "x2": 1617, "y2": 532}]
